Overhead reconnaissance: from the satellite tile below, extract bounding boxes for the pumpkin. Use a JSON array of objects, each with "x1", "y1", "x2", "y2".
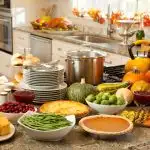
[
  {"x1": 145, "y1": 71, "x2": 150, "y2": 83},
  {"x1": 123, "y1": 68, "x2": 145, "y2": 84},
  {"x1": 116, "y1": 88, "x2": 134, "y2": 104},
  {"x1": 125, "y1": 57, "x2": 150, "y2": 73},
  {"x1": 131, "y1": 80, "x2": 150, "y2": 93},
  {"x1": 67, "y1": 78, "x2": 96, "y2": 104}
]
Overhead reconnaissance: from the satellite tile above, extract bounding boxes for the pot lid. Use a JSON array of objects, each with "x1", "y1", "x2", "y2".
[{"x1": 67, "y1": 50, "x2": 105, "y2": 59}]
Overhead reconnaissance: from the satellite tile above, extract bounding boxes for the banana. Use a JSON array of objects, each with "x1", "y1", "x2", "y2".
[{"x1": 96, "y1": 82, "x2": 129, "y2": 92}]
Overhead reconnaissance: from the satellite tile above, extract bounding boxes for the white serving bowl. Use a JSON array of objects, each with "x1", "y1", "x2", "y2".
[
  {"x1": 86, "y1": 100, "x2": 127, "y2": 115},
  {"x1": 18, "y1": 111, "x2": 76, "y2": 141},
  {"x1": 1, "y1": 107, "x2": 37, "y2": 124}
]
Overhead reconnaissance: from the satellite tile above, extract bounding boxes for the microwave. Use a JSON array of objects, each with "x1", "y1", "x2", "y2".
[{"x1": 0, "y1": 0, "x2": 10, "y2": 9}]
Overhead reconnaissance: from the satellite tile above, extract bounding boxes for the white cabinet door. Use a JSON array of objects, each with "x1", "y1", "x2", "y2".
[
  {"x1": 13, "y1": 30, "x2": 30, "y2": 54},
  {"x1": 0, "y1": 51, "x2": 12, "y2": 78},
  {"x1": 52, "y1": 40, "x2": 82, "y2": 66}
]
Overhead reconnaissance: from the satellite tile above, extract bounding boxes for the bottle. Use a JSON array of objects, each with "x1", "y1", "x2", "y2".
[{"x1": 136, "y1": 17, "x2": 145, "y2": 40}]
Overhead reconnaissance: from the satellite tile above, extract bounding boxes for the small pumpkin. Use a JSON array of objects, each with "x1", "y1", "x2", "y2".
[
  {"x1": 145, "y1": 71, "x2": 150, "y2": 83},
  {"x1": 67, "y1": 78, "x2": 96, "y2": 104},
  {"x1": 125, "y1": 57, "x2": 150, "y2": 73},
  {"x1": 131, "y1": 80, "x2": 150, "y2": 93},
  {"x1": 123, "y1": 68, "x2": 145, "y2": 84}
]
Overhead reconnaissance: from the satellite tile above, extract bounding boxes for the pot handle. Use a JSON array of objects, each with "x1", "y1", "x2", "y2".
[
  {"x1": 128, "y1": 40, "x2": 150, "y2": 60},
  {"x1": 128, "y1": 43, "x2": 135, "y2": 60}
]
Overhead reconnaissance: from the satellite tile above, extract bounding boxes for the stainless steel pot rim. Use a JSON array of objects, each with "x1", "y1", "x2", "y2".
[{"x1": 66, "y1": 50, "x2": 105, "y2": 59}]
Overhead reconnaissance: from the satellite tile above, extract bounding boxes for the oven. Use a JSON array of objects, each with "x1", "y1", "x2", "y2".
[
  {"x1": 0, "y1": 0, "x2": 10, "y2": 9},
  {"x1": 0, "y1": 11, "x2": 12, "y2": 54}
]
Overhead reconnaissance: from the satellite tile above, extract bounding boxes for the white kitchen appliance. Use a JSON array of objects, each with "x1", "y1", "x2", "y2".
[{"x1": 30, "y1": 35, "x2": 52, "y2": 63}]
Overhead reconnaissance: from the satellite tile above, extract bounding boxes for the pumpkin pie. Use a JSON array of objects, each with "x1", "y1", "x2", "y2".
[{"x1": 39, "y1": 100, "x2": 90, "y2": 117}]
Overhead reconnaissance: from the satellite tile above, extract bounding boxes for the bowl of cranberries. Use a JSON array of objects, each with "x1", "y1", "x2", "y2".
[
  {"x1": 134, "y1": 91, "x2": 150, "y2": 105},
  {"x1": 0, "y1": 101, "x2": 37, "y2": 123},
  {"x1": 13, "y1": 90, "x2": 35, "y2": 104}
]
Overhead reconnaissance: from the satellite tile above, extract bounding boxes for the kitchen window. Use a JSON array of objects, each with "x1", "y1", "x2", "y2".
[{"x1": 72, "y1": 0, "x2": 150, "y2": 17}]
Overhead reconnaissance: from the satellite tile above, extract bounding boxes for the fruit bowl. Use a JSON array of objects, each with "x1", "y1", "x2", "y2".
[
  {"x1": 31, "y1": 21, "x2": 42, "y2": 30},
  {"x1": 86, "y1": 100, "x2": 127, "y2": 115},
  {"x1": 134, "y1": 91, "x2": 150, "y2": 105},
  {"x1": 85, "y1": 93, "x2": 127, "y2": 115}
]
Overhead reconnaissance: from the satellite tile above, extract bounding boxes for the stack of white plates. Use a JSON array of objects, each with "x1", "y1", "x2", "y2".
[
  {"x1": 31, "y1": 83, "x2": 67, "y2": 104},
  {"x1": 22, "y1": 65, "x2": 67, "y2": 104},
  {"x1": 23, "y1": 65, "x2": 64, "y2": 89}
]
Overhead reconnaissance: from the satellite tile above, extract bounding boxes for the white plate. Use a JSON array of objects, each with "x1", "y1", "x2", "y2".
[
  {"x1": 22, "y1": 83, "x2": 67, "y2": 91},
  {"x1": 0, "y1": 124, "x2": 15, "y2": 142}
]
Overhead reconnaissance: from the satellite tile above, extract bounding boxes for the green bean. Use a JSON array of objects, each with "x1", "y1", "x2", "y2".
[{"x1": 21, "y1": 113, "x2": 71, "y2": 131}]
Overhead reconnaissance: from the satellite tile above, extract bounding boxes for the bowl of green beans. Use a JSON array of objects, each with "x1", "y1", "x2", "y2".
[{"x1": 18, "y1": 111, "x2": 76, "y2": 141}]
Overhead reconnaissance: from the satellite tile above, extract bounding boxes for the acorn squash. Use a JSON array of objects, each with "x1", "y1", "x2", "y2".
[{"x1": 67, "y1": 78, "x2": 96, "y2": 104}]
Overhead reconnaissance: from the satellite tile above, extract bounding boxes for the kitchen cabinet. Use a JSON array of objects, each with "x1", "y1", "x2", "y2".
[
  {"x1": 30, "y1": 35, "x2": 52, "y2": 63},
  {"x1": 13, "y1": 30, "x2": 30, "y2": 54},
  {"x1": 52, "y1": 40, "x2": 84, "y2": 66},
  {"x1": 0, "y1": 51, "x2": 12, "y2": 78}
]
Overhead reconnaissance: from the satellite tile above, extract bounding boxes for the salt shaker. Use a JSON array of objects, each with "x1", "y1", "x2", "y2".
[
  {"x1": 0, "y1": 92, "x2": 8, "y2": 105},
  {"x1": 4, "y1": 88, "x2": 11, "y2": 101}
]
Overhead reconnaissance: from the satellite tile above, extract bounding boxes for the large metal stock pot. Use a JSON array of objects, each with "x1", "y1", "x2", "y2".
[{"x1": 65, "y1": 50, "x2": 104, "y2": 85}]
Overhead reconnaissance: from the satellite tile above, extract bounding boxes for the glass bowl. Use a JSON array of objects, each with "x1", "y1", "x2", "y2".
[{"x1": 134, "y1": 91, "x2": 150, "y2": 105}]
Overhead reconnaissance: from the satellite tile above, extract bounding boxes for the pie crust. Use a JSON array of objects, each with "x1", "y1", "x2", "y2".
[{"x1": 39, "y1": 100, "x2": 90, "y2": 117}]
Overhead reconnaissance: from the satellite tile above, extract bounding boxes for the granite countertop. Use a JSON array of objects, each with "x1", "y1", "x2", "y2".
[
  {"x1": 14, "y1": 26, "x2": 130, "y2": 57},
  {"x1": 1, "y1": 107, "x2": 150, "y2": 150},
  {"x1": 1, "y1": 124, "x2": 150, "y2": 150}
]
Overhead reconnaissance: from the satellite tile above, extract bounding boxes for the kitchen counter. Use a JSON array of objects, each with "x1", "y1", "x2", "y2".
[
  {"x1": 14, "y1": 26, "x2": 130, "y2": 57},
  {"x1": 1, "y1": 124, "x2": 150, "y2": 150}
]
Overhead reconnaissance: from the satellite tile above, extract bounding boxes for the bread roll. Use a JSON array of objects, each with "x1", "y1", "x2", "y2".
[
  {"x1": 32, "y1": 57, "x2": 40, "y2": 64},
  {"x1": 23, "y1": 59, "x2": 33, "y2": 66},
  {"x1": 15, "y1": 72, "x2": 23, "y2": 83},
  {"x1": 11, "y1": 58, "x2": 23, "y2": 66}
]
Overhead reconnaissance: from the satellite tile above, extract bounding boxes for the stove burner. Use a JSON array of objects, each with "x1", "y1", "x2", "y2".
[{"x1": 103, "y1": 65, "x2": 125, "y2": 83}]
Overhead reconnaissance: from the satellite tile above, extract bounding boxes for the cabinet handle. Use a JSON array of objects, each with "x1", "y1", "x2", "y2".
[
  {"x1": 105, "y1": 60, "x2": 112, "y2": 64},
  {"x1": 18, "y1": 37, "x2": 25, "y2": 40},
  {"x1": 58, "y1": 48, "x2": 63, "y2": 51},
  {"x1": 60, "y1": 56, "x2": 65, "y2": 58}
]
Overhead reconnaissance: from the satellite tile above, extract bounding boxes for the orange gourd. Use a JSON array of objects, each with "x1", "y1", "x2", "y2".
[
  {"x1": 123, "y1": 68, "x2": 145, "y2": 84},
  {"x1": 125, "y1": 58, "x2": 150, "y2": 73},
  {"x1": 145, "y1": 71, "x2": 150, "y2": 83}
]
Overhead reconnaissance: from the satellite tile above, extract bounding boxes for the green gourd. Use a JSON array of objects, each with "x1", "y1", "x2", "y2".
[{"x1": 67, "y1": 78, "x2": 96, "y2": 104}]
